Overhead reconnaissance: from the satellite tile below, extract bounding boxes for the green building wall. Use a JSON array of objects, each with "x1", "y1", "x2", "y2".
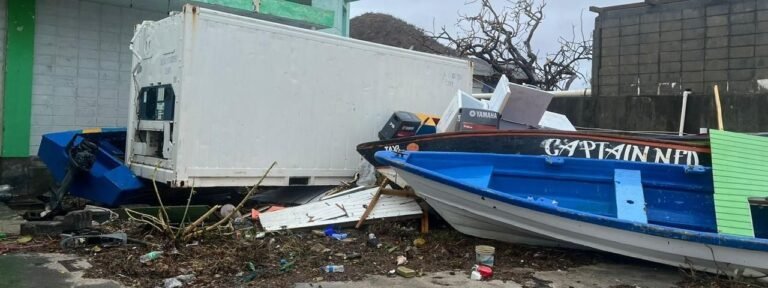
[{"x1": 193, "y1": 0, "x2": 356, "y2": 36}]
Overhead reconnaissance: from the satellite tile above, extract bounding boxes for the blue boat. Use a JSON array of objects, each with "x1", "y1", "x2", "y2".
[
  {"x1": 375, "y1": 151, "x2": 768, "y2": 277},
  {"x1": 38, "y1": 128, "x2": 144, "y2": 207}
]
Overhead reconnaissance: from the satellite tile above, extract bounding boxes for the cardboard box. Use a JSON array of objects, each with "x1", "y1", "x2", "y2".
[{"x1": 415, "y1": 113, "x2": 440, "y2": 135}]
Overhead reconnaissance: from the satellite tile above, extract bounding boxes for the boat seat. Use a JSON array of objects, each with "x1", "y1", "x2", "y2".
[{"x1": 614, "y1": 169, "x2": 648, "y2": 224}]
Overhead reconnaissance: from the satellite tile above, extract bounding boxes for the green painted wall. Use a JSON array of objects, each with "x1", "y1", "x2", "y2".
[
  {"x1": 192, "y1": 0, "x2": 352, "y2": 35},
  {"x1": 2, "y1": 0, "x2": 35, "y2": 157},
  {"x1": 194, "y1": 0, "x2": 254, "y2": 11},
  {"x1": 259, "y1": 0, "x2": 335, "y2": 29},
  {"x1": 711, "y1": 130, "x2": 768, "y2": 237}
]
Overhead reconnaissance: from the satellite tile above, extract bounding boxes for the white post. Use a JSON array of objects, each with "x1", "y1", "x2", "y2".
[{"x1": 678, "y1": 90, "x2": 692, "y2": 136}]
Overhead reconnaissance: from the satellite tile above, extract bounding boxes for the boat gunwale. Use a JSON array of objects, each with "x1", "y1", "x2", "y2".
[
  {"x1": 375, "y1": 151, "x2": 768, "y2": 252},
  {"x1": 358, "y1": 130, "x2": 712, "y2": 153}
]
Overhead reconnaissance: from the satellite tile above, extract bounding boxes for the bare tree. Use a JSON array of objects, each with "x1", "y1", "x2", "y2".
[{"x1": 434, "y1": 0, "x2": 592, "y2": 91}]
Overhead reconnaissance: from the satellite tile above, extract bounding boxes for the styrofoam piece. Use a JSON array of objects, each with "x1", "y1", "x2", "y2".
[
  {"x1": 126, "y1": 5, "x2": 472, "y2": 188},
  {"x1": 485, "y1": 75, "x2": 511, "y2": 113},
  {"x1": 498, "y1": 83, "x2": 554, "y2": 128},
  {"x1": 259, "y1": 187, "x2": 422, "y2": 231},
  {"x1": 436, "y1": 90, "x2": 487, "y2": 133},
  {"x1": 539, "y1": 111, "x2": 576, "y2": 131}
]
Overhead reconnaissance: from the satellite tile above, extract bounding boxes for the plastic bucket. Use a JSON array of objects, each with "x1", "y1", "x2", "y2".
[{"x1": 475, "y1": 245, "x2": 495, "y2": 267}]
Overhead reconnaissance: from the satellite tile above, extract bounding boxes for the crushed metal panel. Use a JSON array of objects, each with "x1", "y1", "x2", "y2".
[{"x1": 259, "y1": 187, "x2": 422, "y2": 231}]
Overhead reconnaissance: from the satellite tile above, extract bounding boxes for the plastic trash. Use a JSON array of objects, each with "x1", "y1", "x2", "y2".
[
  {"x1": 367, "y1": 233, "x2": 382, "y2": 248},
  {"x1": 324, "y1": 226, "x2": 336, "y2": 236},
  {"x1": 219, "y1": 204, "x2": 241, "y2": 219},
  {"x1": 0, "y1": 232, "x2": 6, "y2": 240},
  {"x1": 475, "y1": 245, "x2": 495, "y2": 267},
  {"x1": 163, "y1": 274, "x2": 195, "y2": 288},
  {"x1": 396, "y1": 266, "x2": 416, "y2": 278},
  {"x1": 344, "y1": 252, "x2": 361, "y2": 260},
  {"x1": 164, "y1": 277, "x2": 183, "y2": 288},
  {"x1": 330, "y1": 233, "x2": 348, "y2": 240},
  {"x1": 16, "y1": 235, "x2": 32, "y2": 244},
  {"x1": 356, "y1": 161, "x2": 377, "y2": 187},
  {"x1": 279, "y1": 258, "x2": 295, "y2": 273},
  {"x1": 0, "y1": 184, "x2": 12, "y2": 202},
  {"x1": 471, "y1": 264, "x2": 493, "y2": 280},
  {"x1": 322, "y1": 265, "x2": 345, "y2": 273},
  {"x1": 396, "y1": 255, "x2": 408, "y2": 265},
  {"x1": 140, "y1": 251, "x2": 164, "y2": 263},
  {"x1": 470, "y1": 270, "x2": 482, "y2": 281}
]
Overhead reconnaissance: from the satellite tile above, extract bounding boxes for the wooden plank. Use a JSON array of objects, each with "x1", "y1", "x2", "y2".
[
  {"x1": 711, "y1": 130, "x2": 768, "y2": 237},
  {"x1": 614, "y1": 169, "x2": 648, "y2": 223},
  {"x1": 714, "y1": 85, "x2": 724, "y2": 130},
  {"x1": 380, "y1": 188, "x2": 417, "y2": 198},
  {"x1": 356, "y1": 180, "x2": 389, "y2": 229}
]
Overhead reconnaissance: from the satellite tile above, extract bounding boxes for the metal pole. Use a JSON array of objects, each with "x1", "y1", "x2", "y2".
[{"x1": 678, "y1": 89, "x2": 691, "y2": 136}]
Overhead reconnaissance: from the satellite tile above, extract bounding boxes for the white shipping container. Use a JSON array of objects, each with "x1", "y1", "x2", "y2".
[{"x1": 126, "y1": 6, "x2": 472, "y2": 188}]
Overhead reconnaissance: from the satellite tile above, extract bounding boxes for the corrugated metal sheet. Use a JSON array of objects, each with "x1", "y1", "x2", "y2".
[
  {"x1": 711, "y1": 130, "x2": 768, "y2": 237},
  {"x1": 259, "y1": 187, "x2": 422, "y2": 231}
]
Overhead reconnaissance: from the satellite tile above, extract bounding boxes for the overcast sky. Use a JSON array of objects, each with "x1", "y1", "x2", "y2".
[{"x1": 350, "y1": 0, "x2": 639, "y2": 88}]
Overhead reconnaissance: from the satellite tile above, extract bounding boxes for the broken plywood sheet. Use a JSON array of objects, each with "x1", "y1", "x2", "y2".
[{"x1": 259, "y1": 187, "x2": 421, "y2": 231}]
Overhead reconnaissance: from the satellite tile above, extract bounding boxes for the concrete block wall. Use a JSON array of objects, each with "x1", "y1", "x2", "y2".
[
  {"x1": 29, "y1": 0, "x2": 164, "y2": 154},
  {"x1": 594, "y1": 0, "x2": 768, "y2": 97}
]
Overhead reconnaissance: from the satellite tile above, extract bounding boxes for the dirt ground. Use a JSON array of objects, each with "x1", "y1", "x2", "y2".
[
  {"x1": 2, "y1": 219, "x2": 766, "y2": 288},
  {"x1": 83, "y1": 220, "x2": 604, "y2": 287}
]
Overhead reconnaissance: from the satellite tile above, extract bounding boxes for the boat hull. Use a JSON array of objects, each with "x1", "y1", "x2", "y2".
[
  {"x1": 358, "y1": 130, "x2": 711, "y2": 168},
  {"x1": 396, "y1": 169, "x2": 768, "y2": 277}
]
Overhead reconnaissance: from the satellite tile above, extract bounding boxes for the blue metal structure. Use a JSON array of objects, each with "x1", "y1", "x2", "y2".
[
  {"x1": 375, "y1": 151, "x2": 768, "y2": 251},
  {"x1": 38, "y1": 128, "x2": 144, "y2": 206}
]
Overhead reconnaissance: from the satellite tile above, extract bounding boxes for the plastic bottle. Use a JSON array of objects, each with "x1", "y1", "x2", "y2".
[
  {"x1": 367, "y1": 233, "x2": 382, "y2": 248},
  {"x1": 322, "y1": 265, "x2": 345, "y2": 273},
  {"x1": 330, "y1": 233, "x2": 348, "y2": 240},
  {"x1": 139, "y1": 251, "x2": 163, "y2": 263}
]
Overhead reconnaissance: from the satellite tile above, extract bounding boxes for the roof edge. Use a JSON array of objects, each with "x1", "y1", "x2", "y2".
[{"x1": 590, "y1": 0, "x2": 688, "y2": 13}]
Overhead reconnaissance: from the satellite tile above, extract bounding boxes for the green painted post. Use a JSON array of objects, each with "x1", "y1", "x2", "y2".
[{"x1": 3, "y1": 0, "x2": 36, "y2": 157}]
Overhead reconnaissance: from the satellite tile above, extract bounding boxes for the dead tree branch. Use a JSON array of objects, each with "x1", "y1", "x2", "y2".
[
  {"x1": 433, "y1": 0, "x2": 592, "y2": 90},
  {"x1": 183, "y1": 161, "x2": 277, "y2": 240}
]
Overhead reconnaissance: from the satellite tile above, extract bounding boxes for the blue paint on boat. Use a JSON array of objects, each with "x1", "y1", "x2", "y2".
[
  {"x1": 38, "y1": 128, "x2": 144, "y2": 206},
  {"x1": 613, "y1": 169, "x2": 648, "y2": 224},
  {"x1": 375, "y1": 151, "x2": 768, "y2": 252}
]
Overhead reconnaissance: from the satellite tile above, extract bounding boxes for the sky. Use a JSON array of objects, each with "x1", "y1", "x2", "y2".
[{"x1": 349, "y1": 0, "x2": 639, "y2": 88}]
